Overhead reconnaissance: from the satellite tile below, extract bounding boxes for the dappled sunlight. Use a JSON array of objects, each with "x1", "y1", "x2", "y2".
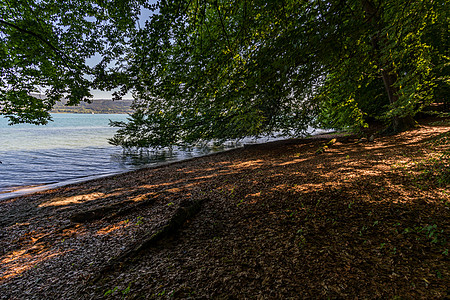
[
  {"x1": 216, "y1": 169, "x2": 245, "y2": 176},
  {"x1": 246, "y1": 191, "x2": 261, "y2": 199},
  {"x1": 190, "y1": 174, "x2": 219, "y2": 181},
  {"x1": 290, "y1": 183, "x2": 324, "y2": 193},
  {"x1": 165, "y1": 187, "x2": 184, "y2": 193},
  {"x1": 0, "y1": 223, "x2": 90, "y2": 282},
  {"x1": 138, "y1": 179, "x2": 185, "y2": 190},
  {"x1": 130, "y1": 192, "x2": 160, "y2": 202},
  {"x1": 38, "y1": 192, "x2": 107, "y2": 207},
  {"x1": 0, "y1": 248, "x2": 72, "y2": 282},
  {"x1": 0, "y1": 196, "x2": 24, "y2": 206},
  {"x1": 1, "y1": 249, "x2": 27, "y2": 265},
  {"x1": 278, "y1": 158, "x2": 308, "y2": 166},
  {"x1": 267, "y1": 172, "x2": 288, "y2": 180},
  {"x1": 59, "y1": 224, "x2": 84, "y2": 238},
  {"x1": 96, "y1": 220, "x2": 130, "y2": 235},
  {"x1": 351, "y1": 169, "x2": 385, "y2": 178},
  {"x1": 232, "y1": 159, "x2": 265, "y2": 169},
  {"x1": 240, "y1": 191, "x2": 265, "y2": 206},
  {"x1": 270, "y1": 184, "x2": 291, "y2": 192}
]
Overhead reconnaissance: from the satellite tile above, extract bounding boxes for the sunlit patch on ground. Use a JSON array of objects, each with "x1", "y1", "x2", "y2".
[
  {"x1": 232, "y1": 159, "x2": 265, "y2": 169},
  {"x1": 96, "y1": 221, "x2": 129, "y2": 235},
  {"x1": 38, "y1": 192, "x2": 107, "y2": 207},
  {"x1": 0, "y1": 248, "x2": 71, "y2": 281}
]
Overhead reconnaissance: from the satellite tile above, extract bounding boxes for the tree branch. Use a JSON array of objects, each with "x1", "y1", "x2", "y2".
[
  {"x1": 0, "y1": 19, "x2": 80, "y2": 71},
  {"x1": 213, "y1": 0, "x2": 232, "y2": 54}
]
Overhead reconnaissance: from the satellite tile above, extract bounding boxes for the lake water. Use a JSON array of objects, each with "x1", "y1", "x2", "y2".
[{"x1": 0, "y1": 114, "x2": 235, "y2": 198}]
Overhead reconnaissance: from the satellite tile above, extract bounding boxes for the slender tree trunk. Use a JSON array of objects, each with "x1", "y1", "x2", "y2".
[
  {"x1": 380, "y1": 69, "x2": 401, "y2": 131},
  {"x1": 361, "y1": 0, "x2": 415, "y2": 132},
  {"x1": 380, "y1": 70, "x2": 398, "y2": 106}
]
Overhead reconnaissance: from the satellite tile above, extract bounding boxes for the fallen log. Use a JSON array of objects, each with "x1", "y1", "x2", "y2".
[
  {"x1": 90, "y1": 198, "x2": 206, "y2": 283},
  {"x1": 70, "y1": 200, "x2": 135, "y2": 223},
  {"x1": 70, "y1": 195, "x2": 155, "y2": 223}
]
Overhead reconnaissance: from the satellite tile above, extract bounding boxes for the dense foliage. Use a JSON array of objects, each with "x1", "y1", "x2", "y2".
[
  {"x1": 0, "y1": 0, "x2": 145, "y2": 124},
  {"x1": 110, "y1": 0, "x2": 449, "y2": 148},
  {"x1": 1, "y1": 0, "x2": 448, "y2": 147}
]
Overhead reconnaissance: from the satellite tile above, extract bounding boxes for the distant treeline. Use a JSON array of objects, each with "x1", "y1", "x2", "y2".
[{"x1": 51, "y1": 99, "x2": 133, "y2": 114}]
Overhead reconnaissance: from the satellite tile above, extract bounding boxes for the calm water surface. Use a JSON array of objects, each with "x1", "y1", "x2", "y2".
[{"x1": 0, "y1": 114, "x2": 231, "y2": 196}]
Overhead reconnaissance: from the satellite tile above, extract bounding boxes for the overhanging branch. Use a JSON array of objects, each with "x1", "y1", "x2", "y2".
[{"x1": 0, "y1": 19, "x2": 82, "y2": 71}]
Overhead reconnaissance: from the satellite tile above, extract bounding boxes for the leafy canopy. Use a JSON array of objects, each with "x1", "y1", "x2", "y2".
[
  {"x1": 0, "y1": 0, "x2": 147, "y2": 124},
  {"x1": 1, "y1": 0, "x2": 448, "y2": 147},
  {"x1": 110, "y1": 0, "x2": 449, "y2": 148}
]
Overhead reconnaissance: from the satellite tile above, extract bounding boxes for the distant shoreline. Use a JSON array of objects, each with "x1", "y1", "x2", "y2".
[
  {"x1": 51, "y1": 99, "x2": 134, "y2": 114},
  {"x1": 50, "y1": 112, "x2": 128, "y2": 113}
]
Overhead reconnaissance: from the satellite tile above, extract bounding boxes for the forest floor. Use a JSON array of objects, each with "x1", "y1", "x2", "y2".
[{"x1": 0, "y1": 118, "x2": 449, "y2": 299}]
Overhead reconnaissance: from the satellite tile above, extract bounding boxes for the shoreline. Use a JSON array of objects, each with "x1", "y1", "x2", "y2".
[
  {"x1": 0, "y1": 129, "x2": 335, "y2": 202},
  {"x1": 0, "y1": 172, "x2": 121, "y2": 201}
]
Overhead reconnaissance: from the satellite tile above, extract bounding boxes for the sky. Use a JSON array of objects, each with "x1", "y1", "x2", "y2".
[
  {"x1": 90, "y1": 4, "x2": 157, "y2": 99},
  {"x1": 91, "y1": 88, "x2": 130, "y2": 100}
]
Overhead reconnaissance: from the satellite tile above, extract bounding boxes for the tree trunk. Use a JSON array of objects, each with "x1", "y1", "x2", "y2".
[
  {"x1": 380, "y1": 69, "x2": 401, "y2": 132},
  {"x1": 361, "y1": 0, "x2": 414, "y2": 132}
]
